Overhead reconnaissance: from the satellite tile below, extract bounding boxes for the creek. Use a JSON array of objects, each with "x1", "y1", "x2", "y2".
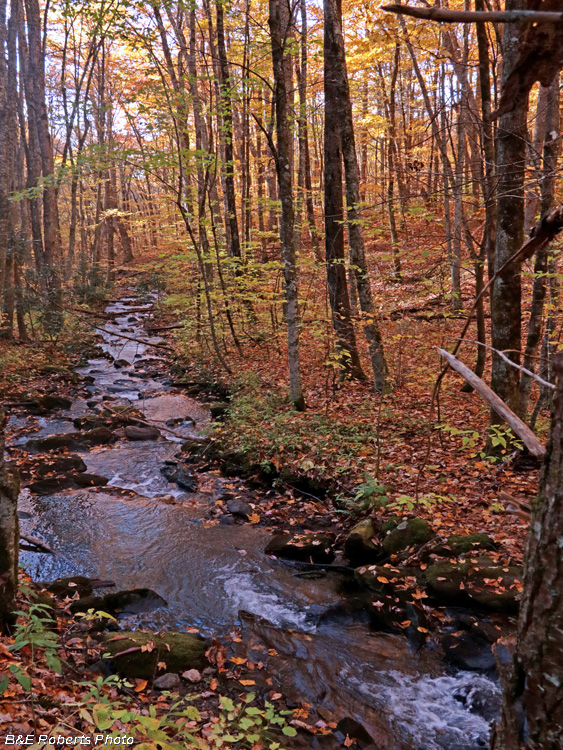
[{"x1": 9, "y1": 293, "x2": 500, "y2": 750}]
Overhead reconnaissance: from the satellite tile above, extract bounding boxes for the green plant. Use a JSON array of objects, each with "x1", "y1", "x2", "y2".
[
  {"x1": 1, "y1": 586, "x2": 61, "y2": 696},
  {"x1": 336, "y1": 474, "x2": 390, "y2": 512},
  {"x1": 387, "y1": 492, "x2": 455, "y2": 512},
  {"x1": 210, "y1": 692, "x2": 296, "y2": 748}
]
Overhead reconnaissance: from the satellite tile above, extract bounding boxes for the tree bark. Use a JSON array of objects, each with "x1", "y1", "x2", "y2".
[
  {"x1": 493, "y1": 349, "x2": 563, "y2": 748},
  {"x1": 323, "y1": 0, "x2": 364, "y2": 381},
  {"x1": 519, "y1": 77, "x2": 561, "y2": 419},
  {"x1": 0, "y1": 408, "x2": 19, "y2": 632},
  {"x1": 269, "y1": 0, "x2": 305, "y2": 410},
  {"x1": 490, "y1": 0, "x2": 530, "y2": 424},
  {"x1": 325, "y1": 0, "x2": 387, "y2": 390}
]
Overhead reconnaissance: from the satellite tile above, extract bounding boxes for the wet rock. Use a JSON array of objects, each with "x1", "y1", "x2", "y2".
[
  {"x1": 434, "y1": 533, "x2": 497, "y2": 557},
  {"x1": 82, "y1": 426, "x2": 115, "y2": 445},
  {"x1": 160, "y1": 463, "x2": 198, "y2": 492},
  {"x1": 453, "y1": 679, "x2": 503, "y2": 722},
  {"x1": 124, "y1": 424, "x2": 160, "y2": 441},
  {"x1": 354, "y1": 564, "x2": 404, "y2": 592},
  {"x1": 72, "y1": 473, "x2": 109, "y2": 488},
  {"x1": 209, "y1": 402, "x2": 229, "y2": 419},
  {"x1": 442, "y1": 631, "x2": 495, "y2": 672},
  {"x1": 102, "y1": 631, "x2": 209, "y2": 679},
  {"x1": 154, "y1": 673, "x2": 180, "y2": 691},
  {"x1": 46, "y1": 576, "x2": 94, "y2": 599},
  {"x1": 32, "y1": 434, "x2": 77, "y2": 452},
  {"x1": 265, "y1": 532, "x2": 335, "y2": 564},
  {"x1": 334, "y1": 718, "x2": 375, "y2": 748},
  {"x1": 227, "y1": 497, "x2": 253, "y2": 519},
  {"x1": 344, "y1": 519, "x2": 384, "y2": 566},
  {"x1": 22, "y1": 394, "x2": 73, "y2": 414},
  {"x1": 382, "y1": 517, "x2": 435, "y2": 555},
  {"x1": 425, "y1": 559, "x2": 522, "y2": 612},
  {"x1": 114, "y1": 359, "x2": 130, "y2": 368},
  {"x1": 70, "y1": 588, "x2": 167, "y2": 617},
  {"x1": 29, "y1": 476, "x2": 76, "y2": 495},
  {"x1": 37, "y1": 395, "x2": 73, "y2": 411},
  {"x1": 219, "y1": 514, "x2": 235, "y2": 525},
  {"x1": 36, "y1": 454, "x2": 87, "y2": 475},
  {"x1": 73, "y1": 416, "x2": 107, "y2": 431}
]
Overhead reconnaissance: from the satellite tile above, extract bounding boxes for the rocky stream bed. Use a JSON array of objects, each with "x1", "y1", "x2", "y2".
[{"x1": 6, "y1": 292, "x2": 513, "y2": 750}]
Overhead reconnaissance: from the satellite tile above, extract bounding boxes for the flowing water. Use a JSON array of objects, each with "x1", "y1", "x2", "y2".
[{"x1": 8, "y1": 293, "x2": 501, "y2": 750}]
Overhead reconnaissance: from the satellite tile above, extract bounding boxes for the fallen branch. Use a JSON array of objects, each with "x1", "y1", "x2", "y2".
[
  {"x1": 20, "y1": 533, "x2": 56, "y2": 554},
  {"x1": 146, "y1": 324, "x2": 184, "y2": 333},
  {"x1": 498, "y1": 491, "x2": 531, "y2": 523},
  {"x1": 445, "y1": 336, "x2": 555, "y2": 391},
  {"x1": 382, "y1": 4, "x2": 563, "y2": 24},
  {"x1": 94, "y1": 325, "x2": 173, "y2": 352},
  {"x1": 101, "y1": 402, "x2": 191, "y2": 439},
  {"x1": 438, "y1": 348, "x2": 546, "y2": 457}
]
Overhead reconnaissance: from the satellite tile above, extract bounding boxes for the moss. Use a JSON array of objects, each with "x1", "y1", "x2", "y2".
[
  {"x1": 344, "y1": 520, "x2": 384, "y2": 566},
  {"x1": 382, "y1": 518, "x2": 434, "y2": 555},
  {"x1": 444, "y1": 533, "x2": 497, "y2": 556},
  {"x1": 102, "y1": 631, "x2": 209, "y2": 679}
]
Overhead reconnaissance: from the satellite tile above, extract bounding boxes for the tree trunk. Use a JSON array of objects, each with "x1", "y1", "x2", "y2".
[
  {"x1": 323, "y1": 0, "x2": 364, "y2": 381},
  {"x1": 325, "y1": 0, "x2": 387, "y2": 390},
  {"x1": 490, "y1": 0, "x2": 530, "y2": 424},
  {"x1": 493, "y1": 349, "x2": 563, "y2": 748},
  {"x1": 0, "y1": 409, "x2": 19, "y2": 632},
  {"x1": 519, "y1": 77, "x2": 561, "y2": 419},
  {"x1": 269, "y1": 0, "x2": 305, "y2": 410}
]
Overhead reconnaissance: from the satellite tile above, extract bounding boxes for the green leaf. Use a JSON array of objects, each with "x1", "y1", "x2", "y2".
[{"x1": 282, "y1": 726, "x2": 297, "y2": 736}]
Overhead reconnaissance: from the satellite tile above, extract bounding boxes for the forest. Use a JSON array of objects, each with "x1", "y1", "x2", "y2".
[{"x1": 1, "y1": 0, "x2": 563, "y2": 747}]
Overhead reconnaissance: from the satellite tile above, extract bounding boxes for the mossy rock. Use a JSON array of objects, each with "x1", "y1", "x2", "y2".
[
  {"x1": 73, "y1": 416, "x2": 108, "y2": 431},
  {"x1": 382, "y1": 518, "x2": 434, "y2": 555},
  {"x1": 344, "y1": 520, "x2": 384, "y2": 566},
  {"x1": 437, "y1": 533, "x2": 497, "y2": 557},
  {"x1": 354, "y1": 563, "x2": 418, "y2": 592},
  {"x1": 210, "y1": 402, "x2": 229, "y2": 419},
  {"x1": 265, "y1": 532, "x2": 335, "y2": 564},
  {"x1": 102, "y1": 631, "x2": 209, "y2": 679},
  {"x1": 380, "y1": 516, "x2": 401, "y2": 535},
  {"x1": 425, "y1": 559, "x2": 522, "y2": 612}
]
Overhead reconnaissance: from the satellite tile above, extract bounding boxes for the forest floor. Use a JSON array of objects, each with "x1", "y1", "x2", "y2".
[{"x1": 0, "y1": 262, "x2": 540, "y2": 748}]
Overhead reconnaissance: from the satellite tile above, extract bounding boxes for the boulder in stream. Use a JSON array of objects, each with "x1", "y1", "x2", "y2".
[
  {"x1": 226, "y1": 497, "x2": 253, "y2": 520},
  {"x1": 102, "y1": 631, "x2": 209, "y2": 679},
  {"x1": 81, "y1": 426, "x2": 115, "y2": 445},
  {"x1": 72, "y1": 473, "x2": 109, "y2": 488},
  {"x1": 265, "y1": 532, "x2": 335, "y2": 564},
  {"x1": 124, "y1": 424, "x2": 160, "y2": 441},
  {"x1": 160, "y1": 462, "x2": 198, "y2": 492},
  {"x1": 425, "y1": 559, "x2": 522, "y2": 612},
  {"x1": 36, "y1": 454, "x2": 87, "y2": 475},
  {"x1": 382, "y1": 517, "x2": 435, "y2": 555},
  {"x1": 31, "y1": 434, "x2": 78, "y2": 452},
  {"x1": 344, "y1": 519, "x2": 385, "y2": 566}
]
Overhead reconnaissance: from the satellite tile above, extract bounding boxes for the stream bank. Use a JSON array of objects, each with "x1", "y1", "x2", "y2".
[{"x1": 5, "y1": 289, "x2": 508, "y2": 750}]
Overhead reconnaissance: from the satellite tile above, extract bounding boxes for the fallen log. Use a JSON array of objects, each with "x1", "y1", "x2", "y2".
[{"x1": 438, "y1": 348, "x2": 546, "y2": 458}]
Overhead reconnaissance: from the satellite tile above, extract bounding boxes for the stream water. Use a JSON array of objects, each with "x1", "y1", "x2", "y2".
[{"x1": 9, "y1": 293, "x2": 501, "y2": 750}]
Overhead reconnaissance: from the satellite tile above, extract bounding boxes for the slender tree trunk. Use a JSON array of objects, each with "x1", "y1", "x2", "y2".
[
  {"x1": 216, "y1": 0, "x2": 242, "y2": 261},
  {"x1": 269, "y1": 0, "x2": 305, "y2": 409},
  {"x1": 519, "y1": 77, "x2": 561, "y2": 419},
  {"x1": 325, "y1": 0, "x2": 386, "y2": 390}
]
